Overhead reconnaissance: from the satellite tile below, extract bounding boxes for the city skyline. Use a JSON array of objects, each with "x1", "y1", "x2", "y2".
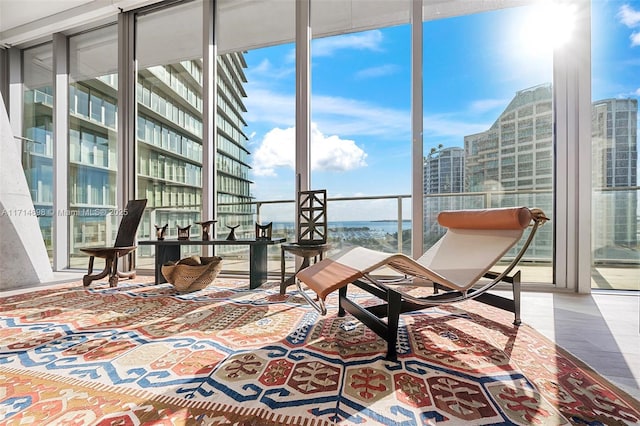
[{"x1": 243, "y1": 1, "x2": 640, "y2": 220}]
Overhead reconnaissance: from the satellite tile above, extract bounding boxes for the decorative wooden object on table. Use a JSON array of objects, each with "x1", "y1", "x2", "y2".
[
  {"x1": 255, "y1": 222, "x2": 273, "y2": 240},
  {"x1": 177, "y1": 224, "x2": 191, "y2": 240},
  {"x1": 195, "y1": 220, "x2": 217, "y2": 241},
  {"x1": 155, "y1": 224, "x2": 168, "y2": 240},
  {"x1": 226, "y1": 224, "x2": 239, "y2": 241}
]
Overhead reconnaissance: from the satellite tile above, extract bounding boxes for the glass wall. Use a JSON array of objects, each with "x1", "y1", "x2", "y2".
[
  {"x1": 211, "y1": 50, "x2": 254, "y2": 270},
  {"x1": 22, "y1": 43, "x2": 54, "y2": 262},
  {"x1": 216, "y1": 0, "x2": 296, "y2": 274},
  {"x1": 591, "y1": 0, "x2": 639, "y2": 290},
  {"x1": 214, "y1": 52, "x2": 253, "y2": 237},
  {"x1": 68, "y1": 25, "x2": 119, "y2": 268},
  {"x1": 135, "y1": 2, "x2": 204, "y2": 265},
  {"x1": 310, "y1": 20, "x2": 412, "y2": 256},
  {"x1": 422, "y1": 4, "x2": 555, "y2": 284},
  {"x1": 12, "y1": 1, "x2": 629, "y2": 291}
]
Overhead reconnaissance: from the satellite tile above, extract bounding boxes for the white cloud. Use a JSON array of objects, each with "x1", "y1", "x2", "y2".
[
  {"x1": 244, "y1": 87, "x2": 296, "y2": 129},
  {"x1": 355, "y1": 64, "x2": 400, "y2": 79},
  {"x1": 252, "y1": 128, "x2": 292, "y2": 176},
  {"x1": 618, "y1": 4, "x2": 640, "y2": 27},
  {"x1": 314, "y1": 131, "x2": 367, "y2": 171},
  {"x1": 245, "y1": 58, "x2": 294, "y2": 82},
  {"x1": 312, "y1": 30, "x2": 383, "y2": 57},
  {"x1": 635, "y1": 88, "x2": 640, "y2": 96},
  {"x1": 244, "y1": 85, "x2": 411, "y2": 141},
  {"x1": 631, "y1": 31, "x2": 640, "y2": 47},
  {"x1": 252, "y1": 124, "x2": 367, "y2": 176},
  {"x1": 312, "y1": 94, "x2": 410, "y2": 138}
]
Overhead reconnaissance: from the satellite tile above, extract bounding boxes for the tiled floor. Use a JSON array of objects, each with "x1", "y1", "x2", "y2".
[{"x1": 3, "y1": 271, "x2": 638, "y2": 400}]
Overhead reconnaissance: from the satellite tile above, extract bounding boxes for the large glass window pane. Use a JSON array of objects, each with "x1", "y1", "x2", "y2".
[
  {"x1": 234, "y1": 43, "x2": 296, "y2": 275},
  {"x1": 423, "y1": 4, "x2": 556, "y2": 284},
  {"x1": 136, "y1": 2, "x2": 203, "y2": 266},
  {"x1": 214, "y1": 1, "x2": 296, "y2": 276},
  {"x1": 22, "y1": 43, "x2": 54, "y2": 263},
  {"x1": 213, "y1": 52, "x2": 253, "y2": 241},
  {"x1": 309, "y1": 20, "x2": 412, "y2": 257},
  {"x1": 68, "y1": 25, "x2": 119, "y2": 268},
  {"x1": 591, "y1": 0, "x2": 639, "y2": 290}
]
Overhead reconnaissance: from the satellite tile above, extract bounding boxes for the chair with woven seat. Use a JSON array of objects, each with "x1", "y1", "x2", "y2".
[
  {"x1": 280, "y1": 189, "x2": 329, "y2": 294},
  {"x1": 81, "y1": 199, "x2": 147, "y2": 287}
]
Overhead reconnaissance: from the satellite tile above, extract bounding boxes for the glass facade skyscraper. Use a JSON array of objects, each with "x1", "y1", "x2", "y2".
[
  {"x1": 465, "y1": 84, "x2": 554, "y2": 195},
  {"x1": 424, "y1": 147, "x2": 465, "y2": 195},
  {"x1": 22, "y1": 41, "x2": 252, "y2": 268},
  {"x1": 592, "y1": 98, "x2": 638, "y2": 260}
]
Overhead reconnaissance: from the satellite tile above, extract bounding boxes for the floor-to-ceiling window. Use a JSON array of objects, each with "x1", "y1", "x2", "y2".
[
  {"x1": 213, "y1": 52, "x2": 252, "y2": 238},
  {"x1": 240, "y1": 41, "x2": 296, "y2": 224},
  {"x1": 68, "y1": 25, "x2": 119, "y2": 268},
  {"x1": 217, "y1": 0, "x2": 296, "y2": 274},
  {"x1": 591, "y1": 0, "x2": 639, "y2": 291},
  {"x1": 208, "y1": 49, "x2": 254, "y2": 271},
  {"x1": 422, "y1": 3, "x2": 556, "y2": 284},
  {"x1": 22, "y1": 43, "x2": 54, "y2": 262},
  {"x1": 309, "y1": 15, "x2": 412, "y2": 255},
  {"x1": 135, "y1": 1, "x2": 204, "y2": 265}
]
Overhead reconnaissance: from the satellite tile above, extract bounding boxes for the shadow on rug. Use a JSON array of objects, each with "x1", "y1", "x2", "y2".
[{"x1": 0, "y1": 279, "x2": 638, "y2": 425}]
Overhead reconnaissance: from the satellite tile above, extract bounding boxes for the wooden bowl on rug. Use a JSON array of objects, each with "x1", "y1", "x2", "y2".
[{"x1": 161, "y1": 256, "x2": 223, "y2": 292}]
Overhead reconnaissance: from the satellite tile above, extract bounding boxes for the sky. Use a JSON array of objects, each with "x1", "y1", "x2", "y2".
[{"x1": 240, "y1": 1, "x2": 640, "y2": 220}]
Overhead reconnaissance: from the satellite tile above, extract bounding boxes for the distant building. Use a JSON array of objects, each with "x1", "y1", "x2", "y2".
[
  {"x1": 424, "y1": 146, "x2": 465, "y2": 194},
  {"x1": 423, "y1": 147, "x2": 467, "y2": 245},
  {"x1": 460, "y1": 84, "x2": 637, "y2": 259},
  {"x1": 592, "y1": 98, "x2": 638, "y2": 258},
  {"x1": 462, "y1": 84, "x2": 554, "y2": 258},
  {"x1": 465, "y1": 83, "x2": 553, "y2": 195}
]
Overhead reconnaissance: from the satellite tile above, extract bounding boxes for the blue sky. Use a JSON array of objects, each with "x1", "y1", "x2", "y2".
[{"x1": 242, "y1": 1, "x2": 640, "y2": 219}]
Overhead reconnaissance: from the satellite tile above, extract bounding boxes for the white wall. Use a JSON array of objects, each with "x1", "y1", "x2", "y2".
[{"x1": 0, "y1": 92, "x2": 53, "y2": 290}]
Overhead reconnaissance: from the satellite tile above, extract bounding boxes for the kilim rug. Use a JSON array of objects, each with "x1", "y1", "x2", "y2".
[{"x1": 0, "y1": 278, "x2": 639, "y2": 425}]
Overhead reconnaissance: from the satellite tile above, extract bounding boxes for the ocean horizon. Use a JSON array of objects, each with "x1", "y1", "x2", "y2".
[{"x1": 271, "y1": 219, "x2": 412, "y2": 235}]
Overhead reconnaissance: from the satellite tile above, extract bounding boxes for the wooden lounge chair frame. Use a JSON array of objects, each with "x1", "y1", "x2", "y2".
[{"x1": 296, "y1": 207, "x2": 549, "y2": 361}]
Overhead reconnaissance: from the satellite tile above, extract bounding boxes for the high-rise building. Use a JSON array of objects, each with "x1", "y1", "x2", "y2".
[
  {"x1": 423, "y1": 146, "x2": 468, "y2": 245},
  {"x1": 22, "y1": 49, "x2": 252, "y2": 267},
  {"x1": 465, "y1": 84, "x2": 554, "y2": 194},
  {"x1": 462, "y1": 84, "x2": 554, "y2": 258},
  {"x1": 592, "y1": 98, "x2": 638, "y2": 257},
  {"x1": 461, "y1": 84, "x2": 637, "y2": 259},
  {"x1": 424, "y1": 146, "x2": 465, "y2": 194}
]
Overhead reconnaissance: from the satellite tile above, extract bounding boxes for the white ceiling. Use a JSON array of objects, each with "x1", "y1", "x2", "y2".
[{"x1": 0, "y1": 0, "x2": 531, "y2": 50}]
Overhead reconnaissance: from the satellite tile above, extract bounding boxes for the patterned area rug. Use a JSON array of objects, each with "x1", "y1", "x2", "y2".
[{"x1": 1, "y1": 279, "x2": 638, "y2": 425}]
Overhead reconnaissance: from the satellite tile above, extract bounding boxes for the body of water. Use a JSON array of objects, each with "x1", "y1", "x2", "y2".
[{"x1": 272, "y1": 220, "x2": 412, "y2": 238}]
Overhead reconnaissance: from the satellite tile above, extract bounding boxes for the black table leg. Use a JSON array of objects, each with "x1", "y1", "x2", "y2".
[
  {"x1": 249, "y1": 244, "x2": 268, "y2": 289},
  {"x1": 155, "y1": 245, "x2": 180, "y2": 284}
]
